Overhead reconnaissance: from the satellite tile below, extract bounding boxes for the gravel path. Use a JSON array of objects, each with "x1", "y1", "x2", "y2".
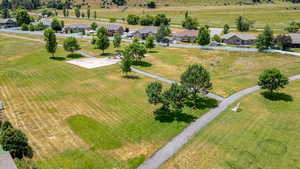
[{"x1": 137, "y1": 74, "x2": 300, "y2": 169}]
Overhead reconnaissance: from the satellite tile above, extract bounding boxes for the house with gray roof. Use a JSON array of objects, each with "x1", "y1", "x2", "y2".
[
  {"x1": 98, "y1": 24, "x2": 124, "y2": 36},
  {"x1": 0, "y1": 18, "x2": 17, "y2": 28},
  {"x1": 134, "y1": 27, "x2": 158, "y2": 39},
  {"x1": 172, "y1": 30, "x2": 198, "y2": 42},
  {"x1": 222, "y1": 33, "x2": 257, "y2": 46},
  {"x1": 288, "y1": 33, "x2": 300, "y2": 48},
  {"x1": 64, "y1": 24, "x2": 91, "y2": 33}
]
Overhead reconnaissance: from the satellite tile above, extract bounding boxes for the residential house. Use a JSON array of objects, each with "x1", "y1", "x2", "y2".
[
  {"x1": 32, "y1": 18, "x2": 51, "y2": 28},
  {"x1": 133, "y1": 27, "x2": 158, "y2": 39},
  {"x1": 222, "y1": 33, "x2": 257, "y2": 46},
  {"x1": 172, "y1": 30, "x2": 198, "y2": 42},
  {"x1": 0, "y1": 18, "x2": 17, "y2": 28},
  {"x1": 288, "y1": 33, "x2": 300, "y2": 48},
  {"x1": 98, "y1": 24, "x2": 124, "y2": 36},
  {"x1": 64, "y1": 24, "x2": 91, "y2": 33}
]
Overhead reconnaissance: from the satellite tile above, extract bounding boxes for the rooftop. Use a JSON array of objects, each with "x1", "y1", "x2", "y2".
[
  {"x1": 98, "y1": 24, "x2": 123, "y2": 31},
  {"x1": 288, "y1": 33, "x2": 300, "y2": 44},
  {"x1": 0, "y1": 18, "x2": 16, "y2": 24},
  {"x1": 222, "y1": 33, "x2": 257, "y2": 40},
  {"x1": 65, "y1": 24, "x2": 91, "y2": 29},
  {"x1": 173, "y1": 30, "x2": 198, "y2": 37},
  {"x1": 136, "y1": 27, "x2": 158, "y2": 34}
]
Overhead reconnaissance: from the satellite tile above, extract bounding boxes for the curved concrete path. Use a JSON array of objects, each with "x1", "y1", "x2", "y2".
[{"x1": 137, "y1": 74, "x2": 300, "y2": 169}]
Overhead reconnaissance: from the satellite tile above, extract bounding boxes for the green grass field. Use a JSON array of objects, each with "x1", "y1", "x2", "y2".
[
  {"x1": 0, "y1": 34, "x2": 212, "y2": 169},
  {"x1": 161, "y1": 80, "x2": 300, "y2": 169},
  {"x1": 48, "y1": 4, "x2": 300, "y2": 29}
]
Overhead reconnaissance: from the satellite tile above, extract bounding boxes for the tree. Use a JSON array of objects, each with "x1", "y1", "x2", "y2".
[
  {"x1": 95, "y1": 27, "x2": 110, "y2": 54},
  {"x1": 63, "y1": 7, "x2": 67, "y2": 17},
  {"x1": 256, "y1": 25, "x2": 274, "y2": 51},
  {"x1": 112, "y1": 0, "x2": 127, "y2": 6},
  {"x1": 181, "y1": 64, "x2": 212, "y2": 96},
  {"x1": 139, "y1": 15, "x2": 154, "y2": 26},
  {"x1": 145, "y1": 35, "x2": 155, "y2": 51},
  {"x1": 223, "y1": 24, "x2": 230, "y2": 34},
  {"x1": 74, "y1": 7, "x2": 80, "y2": 18},
  {"x1": 196, "y1": 26, "x2": 210, "y2": 45},
  {"x1": 235, "y1": 16, "x2": 254, "y2": 32},
  {"x1": 153, "y1": 14, "x2": 170, "y2": 26},
  {"x1": 87, "y1": 6, "x2": 91, "y2": 19},
  {"x1": 182, "y1": 16, "x2": 199, "y2": 30},
  {"x1": 1, "y1": 8, "x2": 10, "y2": 18},
  {"x1": 21, "y1": 24, "x2": 29, "y2": 31},
  {"x1": 147, "y1": 1, "x2": 156, "y2": 8},
  {"x1": 44, "y1": 28, "x2": 57, "y2": 58},
  {"x1": 146, "y1": 82, "x2": 163, "y2": 105},
  {"x1": 127, "y1": 14, "x2": 139, "y2": 25},
  {"x1": 0, "y1": 128, "x2": 33, "y2": 159},
  {"x1": 63, "y1": 37, "x2": 80, "y2": 53},
  {"x1": 93, "y1": 11, "x2": 97, "y2": 19},
  {"x1": 125, "y1": 40, "x2": 147, "y2": 61},
  {"x1": 212, "y1": 34, "x2": 222, "y2": 42},
  {"x1": 91, "y1": 22, "x2": 98, "y2": 30},
  {"x1": 29, "y1": 24, "x2": 35, "y2": 31},
  {"x1": 258, "y1": 68, "x2": 289, "y2": 94},
  {"x1": 156, "y1": 24, "x2": 171, "y2": 43},
  {"x1": 162, "y1": 83, "x2": 189, "y2": 111},
  {"x1": 274, "y1": 34, "x2": 292, "y2": 51},
  {"x1": 113, "y1": 33, "x2": 122, "y2": 48},
  {"x1": 120, "y1": 49, "x2": 132, "y2": 75},
  {"x1": 51, "y1": 18, "x2": 62, "y2": 32},
  {"x1": 15, "y1": 9, "x2": 31, "y2": 26}
]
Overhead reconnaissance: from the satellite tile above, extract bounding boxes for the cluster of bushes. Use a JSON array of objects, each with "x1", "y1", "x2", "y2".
[
  {"x1": 0, "y1": 120, "x2": 38, "y2": 169},
  {"x1": 285, "y1": 21, "x2": 300, "y2": 33},
  {"x1": 21, "y1": 22, "x2": 46, "y2": 31},
  {"x1": 127, "y1": 14, "x2": 170, "y2": 26}
]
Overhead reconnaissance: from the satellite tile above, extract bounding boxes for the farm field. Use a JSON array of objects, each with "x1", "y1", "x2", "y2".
[
  {"x1": 136, "y1": 46, "x2": 300, "y2": 97},
  {"x1": 0, "y1": 35, "x2": 212, "y2": 169},
  {"x1": 49, "y1": 4, "x2": 300, "y2": 29},
  {"x1": 161, "y1": 80, "x2": 300, "y2": 169}
]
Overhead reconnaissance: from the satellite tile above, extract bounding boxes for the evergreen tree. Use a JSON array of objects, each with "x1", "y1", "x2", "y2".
[
  {"x1": 145, "y1": 35, "x2": 155, "y2": 51},
  {"x1": 113, "y1": 33, "x2": 122, "y2": 48},
  {"x1": 156, "y1": 24, "x2": 171, "y2": 43},
  {"x1": 44, "y1": 28, "x2": 57, "y2": 58},
  {"x1": 256, "y1": 25, "x2": 274, "y2": 51},
  {"x1": 196, "y1": 26, "x2": 210, "y2": 45}
]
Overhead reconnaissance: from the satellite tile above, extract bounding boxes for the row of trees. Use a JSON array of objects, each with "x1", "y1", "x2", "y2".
[
  {"x1": 127, "y1": 14, "x2": 171, "y2": 26},
  {"x1": 0, "y1": 0, "x2": 41, "y2": 10}
]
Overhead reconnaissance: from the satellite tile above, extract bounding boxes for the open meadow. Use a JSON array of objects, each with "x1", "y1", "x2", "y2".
[
  {"x1": 161, "y1": 80, "x2": 300, "y2": 169},
  {"x1": 0, "y1": 35, "x2": 212, "y2": 169}
]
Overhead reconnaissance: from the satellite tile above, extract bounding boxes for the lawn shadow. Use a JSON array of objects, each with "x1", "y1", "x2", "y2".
[
  {"x1": 67, "y1": 53, "x2": 84, "y2": 59},
  {"x1": 101, "y1": 52, "x2": 113, "y2": 56},
  {"x1": 50, "y1": 56, "x2": 66, "y2": 61},
  {"x1": 148, "y1": 50, "x2": 158, "y2": 53},
  {"x1": 122, "y1": 75, "x2": 141, "y2": 80},
  {"x1": 261, "y1": 91, "x2": 293, "y2": 102},
  {"x1": 132, "y1": 60, "x2": 152, "y2": 67},
  {"x1": 154, "y1": 106, "x2": 196, "y2": 123},
  {"x1": 185, "y1": 95, "x2": 218, "y2": 109}
]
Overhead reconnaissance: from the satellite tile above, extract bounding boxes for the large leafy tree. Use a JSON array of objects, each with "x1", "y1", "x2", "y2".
[
  {"x1": 196, "y1": 26, "x2": 210, "y2": 45},
  {"x1": 156, "y1": 24, "x2": 171, "y2": 43},
  {"x1": 127, "y1": 14, "x2": 140, "y2": 25},
  {"x1": 95, "y1": 27, "x2": 110, "y2": 54},
  {"x1": 0, "y1": 128, "x2": 33, "y2": 159},
  {"x1": 256, "y1": 25, "x2": 274, "y2": 51},
  {"x1": 285, "y1": 21, "x2": 300, "y2": 33},
  {"x1": 145, "y1": 35, "x2": 155, "y2": 51},
  {"x1": 181, "y1": 64, "x2": 212, "y2": 96},
  {"x1": 162, "y1": 83, "x2": 189, "y2": 111},
  {"x1": 51, "y1": 18, "x2": 62, "y2": 32},
  {"x1": 125, "y1": 40, "x2": 147, "y2": 61},
  {"x1": 258, "y1": 68, "x2": 289, "y2": 94},
  {"x1": 182, "y1": 16, "x2": 199, "y2": 30},
  {"x1": 235, "y1": 16, "x2": 254, "y2": 32},
  {"x1": 15, "y1": 9, "x2": 31, "y2": 26},
  {"x1": 44, "y1": 28, "x2": 57, "y2": 58},
  {"x1": 153, "y1": 14, "x2": 170, "y2": 26},
  {"x1": 1, "y1": 8, "x2": 10, "y2": 18},
  {"x1": 63, "y1": 37, "x2": 80, "y2": 53},
  {"x1": 223, "y1": 24, "x2": 230, "y2": 34},
  {"x1": 113, "y1": 33, "x2": 122, "y2": 48}
]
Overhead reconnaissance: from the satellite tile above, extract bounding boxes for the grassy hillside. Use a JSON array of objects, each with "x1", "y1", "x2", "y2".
[{"x1": 161, "y1": 80, "x2": 300, "y2": 169}]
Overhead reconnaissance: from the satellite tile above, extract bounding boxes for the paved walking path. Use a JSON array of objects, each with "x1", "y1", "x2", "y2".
[
  {"x1": 1, "y1": 29, "x2": 300, "y2": 57},
  {"x1": 137, "y1": 74, "x2": 300, "y2": 169}
]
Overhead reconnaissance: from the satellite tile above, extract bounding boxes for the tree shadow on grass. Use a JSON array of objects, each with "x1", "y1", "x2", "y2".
[
  {"x1": 101, "y1": 52, "x2": 113, "y2": 56},
  {"x1": 122, "y1": 75, "x2": 141, "y2": 80},
  {"x1": 185, "y1": 95, "x2": 218, "y2": 109},
  {"x1": 148, "y1": 50, "x2": 158, "y2": 53},
  {"x1": 261, "y1": 91, "x2": 293, "y2": 102},
  {"x1": 154, "y1": 106, "x2": 196, "y2": 123},
  {"x1": 67, "y1": 53, "x2": 84, "y2": 58},
  {"x1": 131, "y1": 60, "x2": 152, "y2": 67},
  {"x1": 50, "y1": 56, "x2": 66, "y2": 61}
]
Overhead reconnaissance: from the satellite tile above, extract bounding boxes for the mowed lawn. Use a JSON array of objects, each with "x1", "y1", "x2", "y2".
[
  {"x1": 161, "y1": 80, "x2": 300, "y2": 169},
  {"x1": 0, "y1": 35, "x2": 211, "y2": 169},
  {"x1": 136, "y1": 46, "x2": 300, "y2": 97},
  {"x1": 52, "y1": 4, "x2": 300, "y2": 29}
]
